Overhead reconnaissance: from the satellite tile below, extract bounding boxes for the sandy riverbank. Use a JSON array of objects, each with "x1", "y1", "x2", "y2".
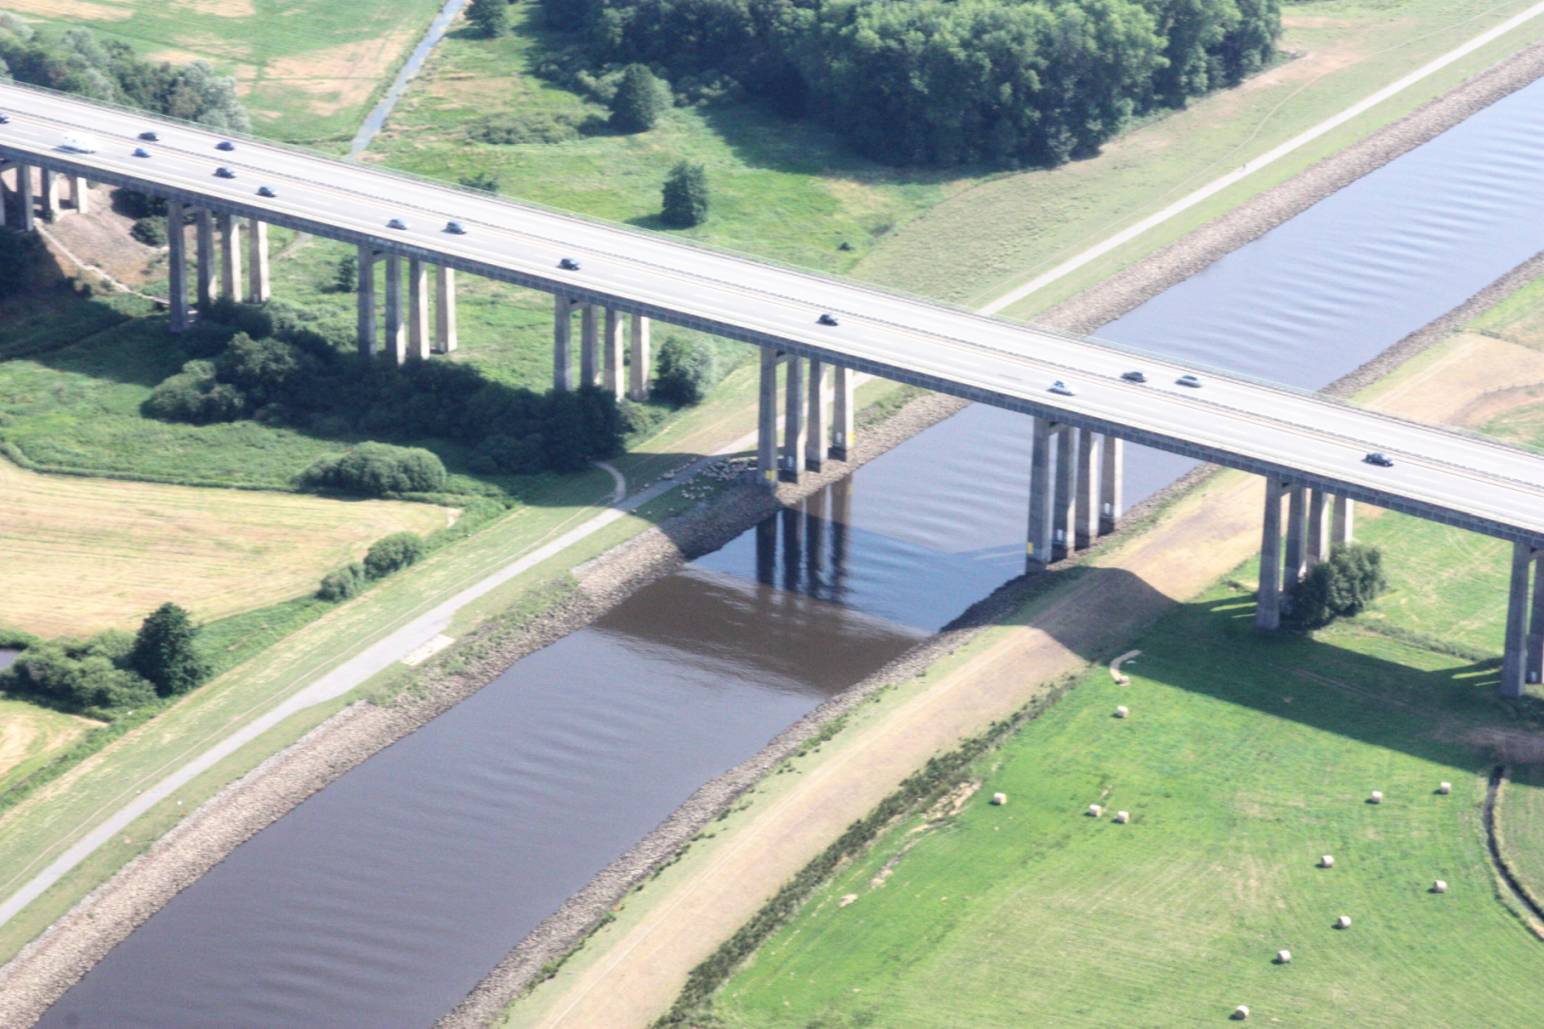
[{"x1": 7, "y1": 36, "x2": 1544, "y2": 1029}]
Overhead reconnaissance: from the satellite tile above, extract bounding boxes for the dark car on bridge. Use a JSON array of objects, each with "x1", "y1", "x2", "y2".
[
  {"x1": 559, "y1": 257, "x2": 581, "y2": 271},
  {"x1": 1176, "y1": 374, "x2": 1202, "y2": 388},
  {"x1": 1121, "y1": 370, "x2": 1147, "y2": 383},
  {"x1": 387, "y1": 218, "x2": 408, "y2": 230},
  {"x1": 0, "y1": 113, "x2": 10, "y2": 125},
  {"x1": 215, "y1": 166, "x2": 236, "y2": 179},
  {"x1": 1364, "y1": 452, "x2": 1395, "y2": 467},
  {"x1": 139, "y1": 130, "x2": 158, "y2": 141},
  {"x1": 216, "y1": 140, "x2": 236, "y2": 151},
  {"x1": 257, "y1": 185, "x2": 277, "y2": 198},
  {"x1": 818, "y1": 313, "x2": 840, "y2": 326},
  {"x1": 445, "y1": 220, "x2": 466, "y2": 235},
  {"x1": 132, "y1": 147, "x2": 151, "y2": 158}
]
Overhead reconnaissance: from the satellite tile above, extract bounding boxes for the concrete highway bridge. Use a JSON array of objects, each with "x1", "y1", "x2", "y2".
[{"x1": 5, "y1": 81, "x2": 1544, "y2": 695}]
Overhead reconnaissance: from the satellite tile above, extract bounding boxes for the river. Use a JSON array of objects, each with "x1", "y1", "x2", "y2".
[{"x1": 38, "y1": 72, "x2": 1544, "y2": 1029}]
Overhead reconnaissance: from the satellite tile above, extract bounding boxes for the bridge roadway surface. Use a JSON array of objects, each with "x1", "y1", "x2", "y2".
[{"x1": 4, "y1": 81, "x2": 1544, "y2": 544}]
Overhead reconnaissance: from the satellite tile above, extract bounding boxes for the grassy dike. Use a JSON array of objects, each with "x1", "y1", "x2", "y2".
[{"x1": 10, "y1": 0, "x2": 1544, "y2": 992}]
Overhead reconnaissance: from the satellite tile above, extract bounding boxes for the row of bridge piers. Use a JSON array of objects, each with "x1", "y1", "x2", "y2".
[{"x1": 0, "y1": 162, "x2": 89, "y2": 229}]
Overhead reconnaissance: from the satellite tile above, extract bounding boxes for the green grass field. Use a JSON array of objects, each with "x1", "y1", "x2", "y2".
[
  {"x1": 7, "y1": 0, "x2": 444, "y2": 144},
  {"x1": 711, "y1": 588, "x2": 1541, "y2": 1027},
  {"x1": 1500, "y1": 765, "x2": 1544, "y2": 906}
]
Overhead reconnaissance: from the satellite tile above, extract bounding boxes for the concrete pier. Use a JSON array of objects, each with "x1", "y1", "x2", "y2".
[
  {"x1": 1053, "y1": 426, "x2": 1076, "y2": 560},
  {"x1": 70, "y1": 175, "x2": 88, "y2": 214},
  {"x1": 1256, "y1": 477, "x2": 1285, "y2": 630},
  {"x1": 167, "y1": 200, "x2": 188, "y2": 332},
  {"x1": 384, "y1": 253, "x2": 405, "y2": 364},
  {"x1": 553, "y1": 295, "x2": 575, "y2": 390},
  {"x1": 628, "y1": 314, "x2": 650, "y2": 400},
  {"x1": 219, "y1": 213, "x2": 243, "y2": 302},
  {"x1": 580, "y1": 304, "x2": 599, "y2": 387},
  {"x1": 408, "y1": 258, "x2": 430, "y2": 360},
  {"x1": 1332, "y1": 495, "x2": 1354, "y2": 546},
  {"x1": 16, "y1": 163, "x2": 33, "y2": 232},
  {"x1": 1283, "y1": 485, "x2": 1307, "y2": 586},
  {"x1": 1075, "y1": 430, "x2": 1097, "y2": 548},
  {"x1": 1501, "y1": 540, "x2": 1535, "y2": 698},
  {"x1": 356, "y1": 245, "x2": 376, "y2": 358},
  {"x1": 757, "y1": 347, "x2": 778, "y2": 485},
  {"x1": 1027, "y1": 417, "x2": 1053, "y2": 568},
  {"x1": 247, "y1": 219, "x2": 270, "y2": 302},
  {"x1": 1099, "y1": 435, "x2": 1123, "y2": 536},
  {"x1": 781, "y1": 355, "x2": 805, "y2": 482},
  {"x1": 40, "y1": 168, "x2": 58, "y2": 222},
  {"x1": 805, "y1": 357, "x2": 828, "y2": 473},
  {"x1": 195, "y1": 209, "x2": 216, "y2": 312},
  {"x1": 435, "y1": 266, "x2": 457, "y2": 353},
  {"x1": 603, "y1": 308, "x2": 625, "y2": 399},
  {"x1": 1306, "y1": 488, "x2": 1330, "y2": 566},
  {"x1": 831, "y1": 365, "x2": 855, "y2": 461}
]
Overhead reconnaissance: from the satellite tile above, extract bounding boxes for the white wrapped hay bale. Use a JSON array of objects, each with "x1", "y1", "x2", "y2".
[
  {"x1": 1368, "y1": 790, "x2": 1383, "y2": 804},
  {"x1": 1114, "y1": 810, "x2": 1130, "y2": 824},
  {"x1": 1438, "y1": 782, "x2": 1452, "y2": 795},
  {"x1": 1275, "y1": 950, "x2": 1291, "y2": 964},
  {"x1": 1432, "y1": 880, "x2": 1448, "y2": 894},
  {"x1": 1335, "y1": 915, "x2": 1352, "y2": 930},
  {"x1": 1088, "y1": 804, "x2": 1103, "y2": 818},
  {"x1": 1114, "y1": 705, "x2": 1129, "y2": 719},
  {"x1": 1319, "y1": 855, "x2": 1335, "y2": 869},
  {"x1": 1232, "y1": 1004, "x2": 1250, "y2": 1020},
  {"x1": 991, "y1": 792, "x2": 1007, "y2": 806}
]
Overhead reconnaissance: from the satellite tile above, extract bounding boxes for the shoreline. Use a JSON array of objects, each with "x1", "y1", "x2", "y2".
[{"x1": 7, "y1": 35, "x2": 1544, "y2": 1029}]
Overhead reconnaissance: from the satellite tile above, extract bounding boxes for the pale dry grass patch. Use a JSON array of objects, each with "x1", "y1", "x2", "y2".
[{"x1": 0, "y1": 458, "x2": 454, "y2": 637}]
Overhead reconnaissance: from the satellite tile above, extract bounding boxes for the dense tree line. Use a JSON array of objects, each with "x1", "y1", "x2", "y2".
[
  {"x1": 540, "y1": 0, "x2": 1279, "y2": 166},
  {"x1": 141, "y1": 299, "x2": 628, "y2": 482},
  {"x1": 0, "y1": 15, "x2": 248, "y2": 131},
  {"x1": 317, "y1": 531, "x2": 427, "y2": 601}
]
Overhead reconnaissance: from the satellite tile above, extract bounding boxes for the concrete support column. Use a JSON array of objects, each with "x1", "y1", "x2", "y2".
[
  {"x1": 166, "y1": 200, "x2": 188, "y2": 333},
  {"x1": 1026, "y1": 417, "x2": 1053, "y2": 569},
  {"x1": 1098, "y1": 435, "x2": 1123, "y2": 536},
  {"x1": 1283, "y1": 485, "x2": 1307, "y2": 586},
  {"x1": 17, "y1": 163, "x2": 34, "y2": 232},
  {"x1": 195, "y1": 209, "x2": 216, "y2": 312},
  {"x1": 219, "y1": 213, "x2": 243, "y2": 302},
  {"x1": 1332, "y1": 495, "x2": 1354, "y2": 547},
  {"x1": 356, "y1": 246, "x2": 377, "y2": 358},
  {"x1": 553, "y1": 295, "x2": 575, "y2": 391},
  {"x1": 1053, "y1": 427, "x2": 1076, "y2": 560},
  {"x1": 1306, "y1": 488, "x2": 1331, "y2": 567},
  {"x1": 579, "y1": 304, "x2": 599, "y2": 387},
  {"x1": 247, "y1": 219, "x2": 270, "y2": 302},
  {"x1": 1501, "y1": 541, "x2": 1534, "y2": 698},
  {"x1": 71, "y1": 175, "x2": 88, "y2": 214},
  {"x1": 435, "y1": 266, "x2": 458, "y2": 353},
  {"x1": 805, "y1": 357, "x2": 828, "y2": 473},
  {"x1": 407, "y1": 258, "x2": 430, "y2": 360},
  {"x1": 1528, "y1": 552, "x2": 1544, "y2": 684},
  {"x1": 756, "y1": 347, "x2": 778, "y2": 486},
  {"x1": 40, "y1": 168, "x2": 58, "y2": 223},
  {"x1": 627, "y1": 314, "x2": 650, "y2": 400},
  {"x1": 780, "y1": 354, "x2": 805, "y2": 483},
  {"x1": 831, "y1": 365, "x2": 856, "y2": 461},
  {"x1": 603, "y1": 308, "x2": 625, "y2": 399},
  {"x1": 0, "y1": 168, "x2": 8, "y2": 229},
  {"x1": 1074, "y1": 430, "x2": 1098, "y2": 549},
  {"x1": 383, "y1": 253, "x2": 406, "y2": 364},
  {"x1": 1256, "y1": 477, "x2": 1285, "y2": 630}
]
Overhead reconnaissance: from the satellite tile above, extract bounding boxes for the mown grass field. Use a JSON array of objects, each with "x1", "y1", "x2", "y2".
[
  {"x1": 711, "y1": 586, "x2": 1541, "y2": 1027},
  {"x1": 0, "y1": 699, "x2": 99, "y2": 797},
  {"x1": 1500, "y1": 765, "x2": 1544, "y2": 905},
  {"x1": 6, "y1": 0, "x2": 444, "y2": 144}
]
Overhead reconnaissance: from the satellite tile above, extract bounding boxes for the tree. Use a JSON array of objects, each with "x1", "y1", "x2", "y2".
[
  {"x1": 334, "y1": 253, "x2": 358, "y2": 294},
  {"x1": 661, "y1": 161, "x2": 709, "y2": 228},
  {"x1": 609, "y1": 64, "x2": 665, "y2": 133},
  {"x1": 652, "y1": 335, "x2": 716, "y2": 405},
  {"x1": 364, "y1": 532, "x2": 427, "y2": 579},
  {"x1": 467, "y1": 0, "x2": 509, "y2": 38},
  {"x1": 131, "y1": 602, "x2": 211, "y2": 697},
  {"x1": 1286, "y1": 543, "x2": 1389, "y2": 629}
]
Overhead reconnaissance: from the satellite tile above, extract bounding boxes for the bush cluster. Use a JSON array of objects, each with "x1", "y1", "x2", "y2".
[
  {"x1": 301, "y1": 443, "x2": 447, "y2": 497},
  {"x1": 661, "y1": 161, "x2": 709, "y2": 228},
  {"x1": 1, "y1": 603, "x2": 209, "y2": 718},
  {"x1": 652, "y1": 335, "x2": 716, "y2": 405},
  {"x1": 316, "y1": 532, "x2": 426, "y2": 601},
  {"x1": 0, "y1": 15, "x2": 247, "y2": 130},
  {"x1": 130, "y1": 216, "x2": 167, "y2": 247},
  {"x1": 545, "y1": 0, "x2": 1279, "y2": 168},
  {"x1": 1287, "y1": 543, "x2": 1389, "y2": 629},
  {"x1": 140, "y1": 300, "x2": 627, "y2": 479},
  {"x1": 473, "y1": 111, "x2": 581, "y2": 145}
]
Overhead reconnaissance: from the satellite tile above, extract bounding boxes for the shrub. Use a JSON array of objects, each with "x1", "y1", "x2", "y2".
[
  {"x1": 317, "y1": 562, "x2": 367, "y2": 601},
  {"x1": 473, "y1": 111, "x2": 579, "y2": 145},
  {"x1": 131, "y1": 602, "x2": 211, "y2": 697},
  {"x1": 364, "y1": 532, "x2": 426, "y2": 579},
  {"x1": 467, "y1": 0, "x2": 509, "y2": 37},
  {"x1": 216, "y1": 333, "x2": 304, "y2": 407},
  {"x1": 333, "y1": 253, "x2": 358, "y2": 294},
  {"x1": 130, "y1": 216, "x2": 166, "y2": 246},
  {"x1": 3, "y1": 642, "x2": 157, "y2": 717},
  {"x1": 459, "y1": 171, "x2": 500, "y2": 193},
  {"x1": 301, "y1": 442, "x2": 448, "y2": 496},
  {"x1": 1287, "y1": 542, "x2": 1389, "y2": 629},
  {"x1": 113, "y1": 188, "x2": 166, "y2": 219},
  {"x1": 142, "y1": 360, "x2": 248, "y2": 423},
  {"x1": 469, "y1": 434, "x2": 547, "y2": 476},
  {"x1": 609, "y1": 64, "x2": 666, "y2": 132},
  {"x1": 661, "y1": 161, "x2": 709, "y2": 228},
  {"x1": 652, "y1": 335, "x2": 716, "y2": 405}
]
